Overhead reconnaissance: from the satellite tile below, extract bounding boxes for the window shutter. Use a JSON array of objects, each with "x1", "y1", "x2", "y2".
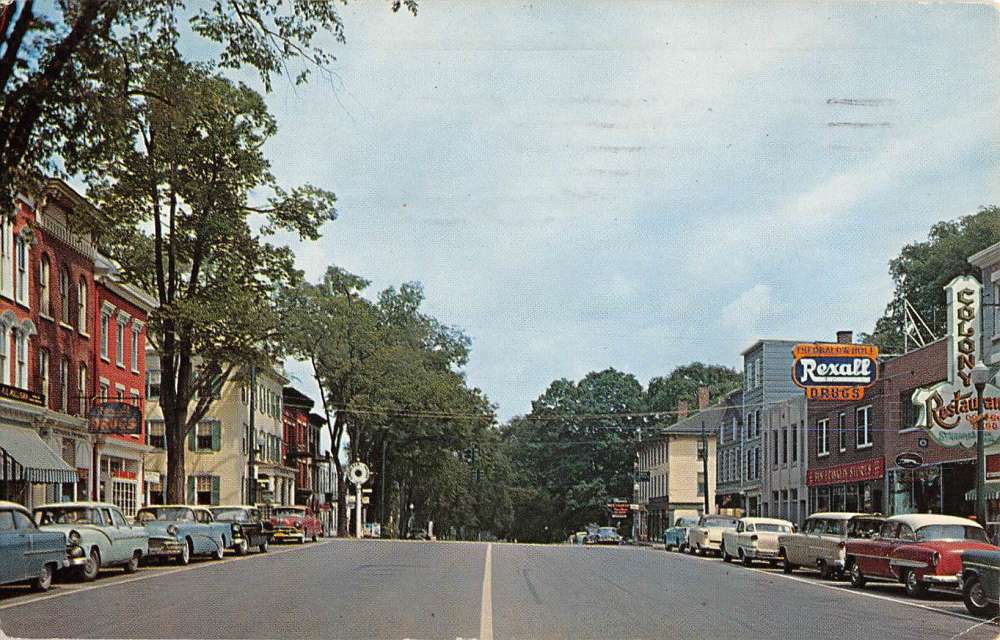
[
  {"x1": 187, "y1": 427, "x2": 196, "y2": 451},
  {"x1": 187, "y1": 476, "x2": 195, "y2": 504},
  {"x1": 211, "y1": 421, "x2": 221, "y2": 452},
  {"x1": 211, "y1": 476, "x2": 220, "y2": 505}
]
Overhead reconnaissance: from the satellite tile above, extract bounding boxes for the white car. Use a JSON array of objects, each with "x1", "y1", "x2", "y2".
[
  {"x1": 686, "y1": 514, "x2": 740, "y2": 556},
  {"x1": 722, "y1": 517, "x2": 795, "y2": 566},
  {"x1": 778, "y1": 512, "x2": 884, "y2": 579}
]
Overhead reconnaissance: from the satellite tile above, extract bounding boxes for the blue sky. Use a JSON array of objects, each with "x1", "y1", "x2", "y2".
[{"x1": 238, "y1": 1, "x2": 999, "y2": 425}]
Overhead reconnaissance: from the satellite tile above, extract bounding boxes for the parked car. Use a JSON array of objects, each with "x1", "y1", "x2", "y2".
[
  {"x1": 572, "y1": 531, "x2": 588, "y2": 545},
  {"x1": 208, "y1": 506, "x2": 272, "y2": 554},
  {"x1": 779, "y1": 512, "x2": 884, "y2": 579},
  {"x1": 663, "y1": 517, "x2": 699, "y2": 552},
  {"x1": 0, "y1": 500, "x2": 74, "y2": 592},
  {"x1": 593, "y1": 526, "x2": 623, "y2": 545},
  {"x1": 686, "y1": 515, "x2": 739, "y2": 556},
  {"x1": 846, "y1": 514, "x2": 998, "y2": 598},
  {"x1": 960, "y1": 548, "x2": 1000, "y2": 617},
  {"x1": 722, "y1": 517, "x2": 794, "y2": 566},
  {"x1": 269, "y1": 505, "x2": 324, "y2": 543},
  {"x1": 135, "y1": 505, "x2": 232, "y2": 564},
  {"x1": 33, "y1": 502, "x2": 149, "y2": 581},
  {"x1": 407, "y1": 528, "x2": 432, "y2": 540}
]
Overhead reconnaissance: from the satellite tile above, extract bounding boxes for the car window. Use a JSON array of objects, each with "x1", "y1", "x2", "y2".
[
  {"x1": 12, "y1": 510, "x2": 36, "y2": 531},
  {"x1": 825, "y1": 520, "x2": 847, "y2": 536},
  {"x1": 101, "y1": 509, "x2": 114, "y2": 526},
  {"x1": 0, "y1": 510, "x2": 14, "y2": 532},
  {"x1": 703, "y1": 517, "x2": 738, "y2": 528},
  {"x1": 736, "y1": 522, "x2": 744, "y2": 532},
  {"x1": 195, "y1": 510, "x2": 213, "y2": 523},
  {"x1": 745, "y1": 524, "x2": 755, "y2": 533},
  {"x1": 879, "y1": 522, "x2": 899, "y2": 538},
  {"x1": 756, "y1": 523, "x2": 792, "y2": 533},
  {"x1": 110, "y1": 509, "x2": 129, "y2": 528},
  {"x1": 898, "y1": 524, "x2": 916, "y2": 541},
  {"x1": 916, "y1": 525, "x2": 988, "y2": 542}
]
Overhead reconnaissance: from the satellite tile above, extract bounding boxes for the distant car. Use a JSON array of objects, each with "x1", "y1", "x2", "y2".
[
  {"x1": 0, "y1": 501, "x2": 72, "y2": 592},
  {"x1": 34, "y1": 502, "x2": 149, "y2": 580},
  {"x1": 722, "y1": 517, "x2": 794, "y2": 566},
  {"x1": 136, "y1": 505, "x2": 232, "y2": 564},
  {"x1": 686, "y1": 515, "x2": 739, "y2": 556},
  {"x1": 269, "y1": 506, "x2": 323, "y2": 543},
  {"x1": 960, "y1": 548, "x2": 1000, "y2": 617},
  {"x1": 209, "y1": 506, "x2": 272, "y2": 554},
  {"x1": 407, "y1": 528, "x2": 431, "y2": 540},
  {"x1": 572, "y1": 531, "x2": 588, "y2": 545},
  {"x1": 663, "y1": 517, "x2": 699, "y2": 552},
  {"x1": 594, "y1": 526, "x2": 623, "y2": 545},
  {"x1": 846, "y1": 514, "x2": 998, "y2": 598},
  {"x1": 778, "y1": 512, "x2": 884, "y2": 579}
]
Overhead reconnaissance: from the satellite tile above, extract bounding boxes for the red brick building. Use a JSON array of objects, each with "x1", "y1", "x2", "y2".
[{"x1": 283, "y1": 386, "x2": 320, "y2": 508}]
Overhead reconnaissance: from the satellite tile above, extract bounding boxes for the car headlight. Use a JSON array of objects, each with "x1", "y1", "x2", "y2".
[
  {"x1": 68, "y1": 530, "x2": 81, "y2": 545},
  {"x1": 231, "y1": 523, "x2": 241, "y2": 534},
  {"x1": 167, "y1": 524, "x2": 179, "y2": 536},
  {"x1": 294, "y1": 522, "x2": 303, "y2": 529}
]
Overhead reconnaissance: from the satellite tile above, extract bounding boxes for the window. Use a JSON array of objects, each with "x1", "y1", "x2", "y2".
[
  {"x1": 115, "y1": 317, "x2": 126, "y2": 366},
  {"x1": 99, "y1": 381, "x2": 109, "y2": 403},
  {"x1": 782, "y1": 427, "x2": 788, "y2": 464},
  {"x1": 78, "y1": 364, "x2": 87, "y2": 415},
  {"x1": 77, "y1": 278, "x2": 87, "y2": 332},
  {"x1": 130, "y1": 326, "x2": 140, "y2": 372},
  {"x1": 39, "y1": 255, "x2": 50, "y2": 316},
  {"x1": 147, "y1": 420, "x2": 165, "y2": 449},
  {"x1": 731, "y1": 415, "x2": 737, "y2": 441},
  {"x1": 130, "y1": 390, "x2": 140, "y2": 408},
  {"x1": 697, "y1": 439, "x2": 705, "y2": 461},
  {"x1": 747, "y1": 411, "x2": 754, "y2": 440},
  {"x1": 756, "y1": 356, "x2": 763, "y2": 387},
  {"x1": 59, "y1": 267, "x2": 70, "y2": 324},
  {"x1": 900, "y1": 390, "x2": 918, "y2": 431},
  {"x1": 0, "y1": 327, "x2": 8, "y2": 385},
  {"x1": 146, "y1": 370, "x2": 160, "y2": 399},
  {"x1": 856, "y1": 406, "x2": 872, "y2": 448},
  {"x1": 747, "y1": 362, "x2": 754, "y2": 389},
  {"x1": 994, "y1": 282, "x2": 1000, "y2": 337},
  {"x1": 697, "y1": 472, "x2": 705, "y2": 497},
  {"x1": 15, "y1": 235, "x2": 27, "y2": 305},
  {"x1": 838, "y1": 412, "x2": 846, "y2": 452},
  {"x1": 818, "y1": 419, "x2": 829, "y2": 456},
  {"x1": 100, "y1": 312, "x2": 110, "y2": 359},
  {"x1": 59, "y1": 357, "x2": 69, "y2": 410},
  {"x1": 792, "y1": 422, "x2": 798, "y2": 462},
  {"x1": 193, "y1": 477, "x2": 219, "y2": 506},
  {"x1": 38, "y1": 349, "x2": 49, "y2": 404},
  {"x1": 14, "y1": 330, "x2": 26, "y2": 389},
  {"x1": 773, "y1": 429, "x2": 779, "y2": 466},
  {"x1": 191, "y1": 420, "x2": 221, "y2": 453},
  {"x1": 196, "y1": 422, "x2": 214, "y2": 450}
]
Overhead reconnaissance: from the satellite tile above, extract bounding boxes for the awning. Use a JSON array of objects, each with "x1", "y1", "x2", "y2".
[
  {"x1": 965, "y1": 482, "x2": 1000, "y2": 501},
  {"x1": 0, "y1": 426, "x2": 78, "y2": 484}
]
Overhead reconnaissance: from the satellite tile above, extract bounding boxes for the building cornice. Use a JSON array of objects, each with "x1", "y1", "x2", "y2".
[{"x1": 969, "y1": 242, "x2": 1000, "y2": 269}]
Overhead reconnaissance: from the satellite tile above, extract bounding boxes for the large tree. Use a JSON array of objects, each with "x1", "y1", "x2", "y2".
[
  {"x1": 85, "y1": 57, "x2": 335, "y2": 503},
  {"x1": 864, "y1": 207, "x2": 1000, "y2": 353},
  {"x1": 646, "y1": 362, "x2": 742, "y2": 425}
]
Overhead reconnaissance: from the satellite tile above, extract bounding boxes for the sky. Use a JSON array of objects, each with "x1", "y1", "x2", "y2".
[{"x1": 233, "y1": 1, "x2": 999, "y2": 427}]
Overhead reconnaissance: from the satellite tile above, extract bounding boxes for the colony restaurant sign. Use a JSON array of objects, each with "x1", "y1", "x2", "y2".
[
  {"x1": 792, "y1": 343, "x2": 879, "y2": 401},
  {"x1": 913, "y1": 275, "x2": 1000, "y2": 448}
]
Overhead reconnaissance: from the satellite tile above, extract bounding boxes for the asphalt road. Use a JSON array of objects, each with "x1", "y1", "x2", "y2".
[{"x1": 0, "y1": 539, "x2": 997, "y2": 640}]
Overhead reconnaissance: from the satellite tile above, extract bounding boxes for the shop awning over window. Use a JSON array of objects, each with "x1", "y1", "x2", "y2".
[
  {"x1": 0, "y1": 426, "x2": 78, "y2": 484},
  {"x1": 965, "y1": 483, "x2": 1000, "y2": 502}
]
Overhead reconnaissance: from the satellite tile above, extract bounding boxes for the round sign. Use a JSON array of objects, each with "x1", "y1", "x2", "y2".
[
  {"x1": 917, "y1": 437, "x2": 929, "y2": 449},
  {"x1": 347, "y1": 461, "x2": 370, "y2": 485},
  {"x1": 895, "y1": 452, "x2": 923, "y2": 469}
]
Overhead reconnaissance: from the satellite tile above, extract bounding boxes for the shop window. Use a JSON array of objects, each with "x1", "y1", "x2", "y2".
[
  {"x1": 856, "y1": 406, "x2": 872, "y2": 448},
  {"x1": 61, "y1": 438, "x2": 75, "y2": 466},
  {"x1": 817, "y1": 419, "x2": 829, "y2": 456},
  {"x1": 112, "y1": 482, "x2": 137, "y2": 518}
]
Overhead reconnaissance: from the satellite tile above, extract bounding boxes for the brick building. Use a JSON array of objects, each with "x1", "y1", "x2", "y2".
[{"x1": 283, "y1": 386, "x2": 321, "y2": 508}]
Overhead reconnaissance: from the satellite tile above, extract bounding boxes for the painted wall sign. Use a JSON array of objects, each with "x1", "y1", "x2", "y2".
[
  {"x1": 806, "y1": 456, "x2": 884, "y2": 487},
  {"x1": 792, "y1": 343, "x2": 879, "y2": 400},
  {"x1": 913, "y1": 275, "x2": 1000, "y2": 448},
  {"x1": 895, "y1": 452, "x2": 923, "y2": 469}
]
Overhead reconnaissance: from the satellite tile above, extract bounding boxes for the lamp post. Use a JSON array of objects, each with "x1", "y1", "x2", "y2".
[{"x1": 971, "y1": 362, "x2": 990, "y2": 525}]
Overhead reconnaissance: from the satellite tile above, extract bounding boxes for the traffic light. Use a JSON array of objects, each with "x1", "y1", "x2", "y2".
[{"x1": 463, "y1": 446, "x2": 477, "y2": 464}]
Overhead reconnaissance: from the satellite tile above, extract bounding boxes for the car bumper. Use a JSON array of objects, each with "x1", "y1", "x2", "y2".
[
  {"x1": 65, "y1": 544, "x2": 87, "y2": 567},
  {"x1": 702, "y1": 541, "x2": 722, "y2": 551},
  {"x1": 272, "y1": 530, "x2": 305, "y2": 542},
  {"x1": 147, "y1": 538, "x2": 185, "y2": 557},
  {"x1": 922, "y1": 574, "x2": 960, "y2": 587},
  {"x1": 746, "y1": 547, "x2": 781, "y2": 559}
]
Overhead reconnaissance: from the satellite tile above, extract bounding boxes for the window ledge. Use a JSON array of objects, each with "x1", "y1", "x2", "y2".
[
  {"x1": 818, "y1": 452, "x2": 830, "y2": 458},
  {"x1": 58, "y1": 322, "x2": 74, "y2": 331},
  {"x1": 131, "y1": 368, "x2": 139, "y2": 375},
  {"x1": 15, "y1": 299, "x2": 28, "y2": 311},
  {"x1": 39, "y1": 313, "x2": 54, "y2": 323},
  {"x1": 857, "y1": 443, "x2": 874, "y2": 450},
  {"x1": 78, "y1": 331, "x2": 90, "y2": 339},
  {"x1": 839, "y1": 448, "x2": 847, "y2": 454},
  {"x1": 898, "y1": 427, "x2": 921, "y2": 434}
]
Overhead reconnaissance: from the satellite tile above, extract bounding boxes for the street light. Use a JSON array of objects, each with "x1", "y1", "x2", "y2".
[{"x1": 971, "y1": 362, "x2": 990, "y2": 525}]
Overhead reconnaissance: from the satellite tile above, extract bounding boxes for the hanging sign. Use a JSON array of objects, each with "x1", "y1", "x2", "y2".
[
  {"x1": 895, "y1": 452, "x2": 923, "y2": 469},
  {"x1": 87, "y1": 402, "x2": 142, "y2": 435},
  {"x1": 792, "y1": 343, "x2": 879, "y2": 400},
  {"x1": 913, "y1": 275, "x2": 1000, "y2": 448}
]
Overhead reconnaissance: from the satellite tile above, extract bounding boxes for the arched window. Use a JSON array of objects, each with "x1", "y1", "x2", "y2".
[
  {"x1": 77, "y1": 278, "x2": 87, "y2": 333},
  {"x1": 59, "y1": 267, "x2": 70, "y2": 324},
  {"x1": 15, "y1": 329, "x2": 27, "y2": 389},
  {"x1": 39, "y1": 255, "x2": 50, "y2": 316},
  {"x1": 15, "y1": 235, "x2": 27, "y2": 305}
]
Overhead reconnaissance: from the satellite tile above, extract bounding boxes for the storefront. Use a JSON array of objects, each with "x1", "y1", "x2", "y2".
[
  {"x1": 0, "y1": 425, "x2": 79, "y2": 508},
  {"x1": 807, "y1": 457, "x2": 885, "y2": 514},
  {"x1": 888, "y1": 459, "x2": 976, "y2": 517}
]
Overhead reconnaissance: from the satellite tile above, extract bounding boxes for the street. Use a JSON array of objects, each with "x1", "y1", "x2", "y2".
[{"x1": 0, "y1": 540, "x2": 997, "y2": 640}]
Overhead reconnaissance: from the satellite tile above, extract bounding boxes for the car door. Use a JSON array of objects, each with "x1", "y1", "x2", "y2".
[
  {"x1": 727, "y1": 520, "x2": 743, "y2": 551},
  {"x1": 862, "y1": 521, "x2": 898, "y2": 578},
  {"x1": 109, "y1": 507, "x2": 140, "y2": 561},
  {"x1": 740, "y1": 523, "x2": 755, "y2": 552},
  {"x1": 98, "y1": 507, "x2": 124, "y2": 564},
  {"x1": 11, "y1": 509, "x2": 43, "y2": 581},
  {"x1": 0, "y1": 508, "x2": 28, "y2": 582},
  {"x1": 789, "y1": 518, "x2": 814, "y2": 566}
]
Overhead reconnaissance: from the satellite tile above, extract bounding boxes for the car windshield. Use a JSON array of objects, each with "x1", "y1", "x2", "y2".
[
  {"x1": 136, "y1": 508, "x2": 191, "y2": 522},
  {"x1": 211, "y1": 508, "x2": 249, "y2": 522},
  {"x1": 825, "y1": 521, "x2": 847, "y2": 535},
  {"x1": 274, "y1": 508, "x2": 305, "y2": 518},
  {"x1": 703, "y1": 517, "x2": 738, "y2": 528},
  {"x1": 34, "y1": 507, "x2": 97, "y2": 525},
  {"x1": 756, "y1": 523, "x2": 792, "y2": 533},
  {"x1": 598, "y1": 528, "x2": 617, "y2": 535},
  {"x1": 915, "y1": 524, "x2": 988, "y2": 542}
]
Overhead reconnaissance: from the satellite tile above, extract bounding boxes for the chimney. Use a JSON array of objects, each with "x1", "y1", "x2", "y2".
[
  {"x1": 676, "y1": 400, "x2": 689, "y2": 420},
  {"x1": 697, "y1": 386, "x2": 710, "y2": 410},
  {"x1": 836, "y1": 330, "x2": 853, "y2": 344}
]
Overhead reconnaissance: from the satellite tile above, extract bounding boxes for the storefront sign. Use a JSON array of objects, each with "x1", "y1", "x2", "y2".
[
  {"x1": 895, "y1": 452, "x2": 923, "y2": 469},
  {"x1": 112, "y1": 470, "x2": 137, "y2": 481},
  {"x1": 792, "y1": 343, "x2": 879, "y2": 400},
  {"x1": 87, "y1": 402, "x2": 142, "y2": 435},
  {"x1": 608, "y1": 499, "x2": 629, "y2": 519},
  {"x1": 0, "y1": 382, "x2": 45, "y2": 407},
  {"x1": 913, "y1": 275, "x2": 1000, "y2": 448},
  {"x1": 144, "y1": 471, "x2": 160, "y2": 484},
  {"x1": 806, "y1": 456, "x2": 884, "y2": 487},
  {"x1": 987, "y1": 454, "x2": 1000, "y2": 480}
]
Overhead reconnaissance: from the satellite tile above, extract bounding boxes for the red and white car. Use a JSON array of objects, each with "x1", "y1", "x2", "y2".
[
  {"x1": 846, "y1": 514, "x2": 998, "y2": 597},
  {"x1": 269, "y1": 506, "x2": 324, "y2": 543}
]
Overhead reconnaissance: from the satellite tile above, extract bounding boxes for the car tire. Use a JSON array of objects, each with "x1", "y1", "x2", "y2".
[
  {"x1": 782, "y1": 556, "x2": 795, "y2": 574},
  {"x1": 740, "y1": 549, "x2": 752, "y2": 567},
  {"x1": 722, "y1": 544, "x2": 732, "y2": 563},
  {"x1": 311, "y1": 531, "x2": 318, "y2": 543},
  {"x1": 963, "y1": 575, "x2": 999, "y2": 618},
  {"x1": 212, "y1": 538, "x2": 225, "y2": 560},
  {"x1": 818, "y1": 560, "x2": 834, "y2": 580},
  {"x1": 903, "y1": 569, "x2": 928, "y2": 598},
  {"x1": 124, "y1": 552, "x2": 140, "y2": 574},
  {"x1": 177, "y1": 540, "x2": 191, "y2": 566},
  {"x1": 849, "y1": 560, "x2": 866, "y2": 588},
  {"x1": 236, "y1": 539, "x2": 249, "y2": 555},
  {"x1": 31, "y1": 564, "x2": 54, "y2": 592},
  {"x1": 79, "y1": 548, "x2": 100, "y2": 581},
  {"x1": 259, "y1": 539, "x2": 269, "y2": 553}
]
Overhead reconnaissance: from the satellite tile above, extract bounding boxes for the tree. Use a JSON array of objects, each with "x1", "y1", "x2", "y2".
[
  {"x1": 646, "y1": 362, "x2": 742, "y2": 424},
  {"x1": 863, "y1": 207, "x2": 1000, "y2": 353},
  {"x1": 0, "y1": 0, "x2": 416, "y2": 208},
  {"x1": 85, "y1": 57, "x2": 335, "y2": 503}
]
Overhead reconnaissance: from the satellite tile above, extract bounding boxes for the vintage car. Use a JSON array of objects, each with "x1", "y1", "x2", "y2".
[
  {"x1": 778, "y1": 512, "x2": 884, "y2": 579},
  {"x1": 721, "y1": 517, "x2": 794, "y2": 566},
  {"x1": 34, "y1": 502, "x2": 149, "y2": 581},
  {"x1": 686, "y1": 514, "x2": 739, "y2": 556},
  {"x1": 663, "y1": 516, "x2": 699, "y2": 552},
  {"x1": 592, "y1": 526, "x2": 623, "y2": 545},
  {"x1": 960, "y1": 548, "x2": 1000, "y2": 617},
  {"x1": 846, "y1": 514, "x2": 998, "y2": 598},
  {"x1": 135, "y1": 505, "x2": 233, "y2": 564},
  {"x1": 209, "y1": 505, "x2": 272, "y2": 554},
  {"x1": 269, "y1": 505, "x2": 324, "y2": 543},
  {"x1": 571, "y1": 531, "x2": 588, "y2": 545},
  {"x1": 0, "y1": 500, "x2": 74, "y2": 592}
]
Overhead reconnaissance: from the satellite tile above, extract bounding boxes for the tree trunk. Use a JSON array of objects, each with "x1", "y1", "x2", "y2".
[{"x1": 335, "y1": 456, "x2": 348, "y2": 537}]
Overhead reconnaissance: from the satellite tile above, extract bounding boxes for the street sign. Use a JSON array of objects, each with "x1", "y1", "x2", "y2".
[
  {"x1": 607, "y1": 502, "x2": 630, "y2": 519},
  {"x1": 895, "y1": 452, "x2": 923, "y2": 469},
  {"x1": 347, "y1": 461, "x2": 370, "y2": 485}
]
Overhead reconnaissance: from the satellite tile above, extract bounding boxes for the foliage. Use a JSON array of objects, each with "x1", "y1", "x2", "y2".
[{"x1": 646, "y1": 362, "x2": 742, "y2": 425}]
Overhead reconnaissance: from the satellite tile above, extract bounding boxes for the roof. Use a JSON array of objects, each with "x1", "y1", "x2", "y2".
[
  {"x1": 807, "y1": 512, "x2": 874, "y2": 521},
  {"x1": 140, "y1": 504, "x2": 203, "y2": 511},
  {"x1": 0, "y1": 426, "x2": 78, "y2": 484},
  {"x1": 665, "y1": 392, "x2": 739, "y2": 436},
  {"x1": 36, "y1": 502, "x2": 118, "y2": 510},
  {"x1": 740, "y1": 338, "x2": 803, "y2": 357},
  {"x1": 210, "y1": 505, "x2": 258, "y2": 510},
  {"x1": 0, "y1": 501, "x2": 29, "y2": 511},
  {"x1": 969, "y1": 241, "x2": 1000, "y2": 268},
  {"x1": 889, "y1": 514, "x2": 982, "y2": 529},
  {"x1": 741, "y1": 517, "x2": 794, "y2": 526}
]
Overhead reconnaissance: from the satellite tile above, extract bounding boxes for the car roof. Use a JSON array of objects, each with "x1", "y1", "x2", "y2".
[
  {"x1": 210, "y1": 505, "x2": 257, "y2": 510},
  {"x1": 35, "y1": 501, "x2": 119, "y2": 510},
  {"x1": 807, "y1": 512, "x2": 871, "y2": 521},
  {"x1": 0, "y1": 501, "x2": 29, "y2": 512},
  {"x1": 889, "y1": 514, "x2": 983, "y2": 529},
  {"x1": 741, "y1": 517, "x2": 794, "y2": 526}
]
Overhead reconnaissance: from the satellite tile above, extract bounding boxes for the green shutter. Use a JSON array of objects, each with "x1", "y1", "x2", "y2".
[
  {"x1": 211, "y1": 476, "x2": 220, "y2": 505},
  {"x1": 211, "y1": 421, "x2": 221, "y2": 452},
  {"x1": 187, "y1": 476, "x2": 195, "y2": 504},
  {"x1": 187, "y1": 427, "x2": 196, "y2": 451}
]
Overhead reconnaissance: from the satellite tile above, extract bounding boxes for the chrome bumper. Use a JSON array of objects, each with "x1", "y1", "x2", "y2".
[
  {"x1": 923, "y1": 574, "x2": 960, "y2": 586},
  {"x1": 147, "y1": 538, "x2": 185, "y2": 556},
  {"x1": 747, "y1": 547, "x2": 781, "y2": 559},
  {"x1": 65, "y1": 544, "x2": 87, "y2": 567}
]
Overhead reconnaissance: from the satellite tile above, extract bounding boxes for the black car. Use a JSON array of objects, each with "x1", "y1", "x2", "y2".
[
  {"x1": 961, "y1": 548, "x2": 1000, "y2": 617},
  {"x1": 209, "y1": 505, "x2": 273, "y2": 554}
]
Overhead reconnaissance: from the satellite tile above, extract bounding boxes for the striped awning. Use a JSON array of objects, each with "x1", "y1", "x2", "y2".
[
  {"x1": 965, "y1": 482, "x2": 1000, "y2": 502},
  {"x1": 0, "y1": 426, "x2": 78, "y2": 484}
]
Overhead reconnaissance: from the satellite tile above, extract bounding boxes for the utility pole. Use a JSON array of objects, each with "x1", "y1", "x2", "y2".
[
  {"x1": 972, "y1": 362, "x2": 989, "y2": 524},
  {"x1": 702, "y1": 422, "x2": 710, "y2": 515},
  {"x1": 380, "y1": 439, "x2": 387, "y2": 527},
  {"x1": 248, "y1": 365, "x2": 257, "y2": 505}
]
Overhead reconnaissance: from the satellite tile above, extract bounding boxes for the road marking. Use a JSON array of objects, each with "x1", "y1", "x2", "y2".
[
  {"x1": 479, "y1": 542, "x2": 493, "y2": 640},
  {"x1": 0, "y1": 539, "x2": 335, "y2": 613}
]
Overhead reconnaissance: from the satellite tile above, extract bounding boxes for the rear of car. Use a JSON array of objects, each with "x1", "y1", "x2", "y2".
[{"x1": 745, "y1": 520, "x2": 794, "y2": 562}]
